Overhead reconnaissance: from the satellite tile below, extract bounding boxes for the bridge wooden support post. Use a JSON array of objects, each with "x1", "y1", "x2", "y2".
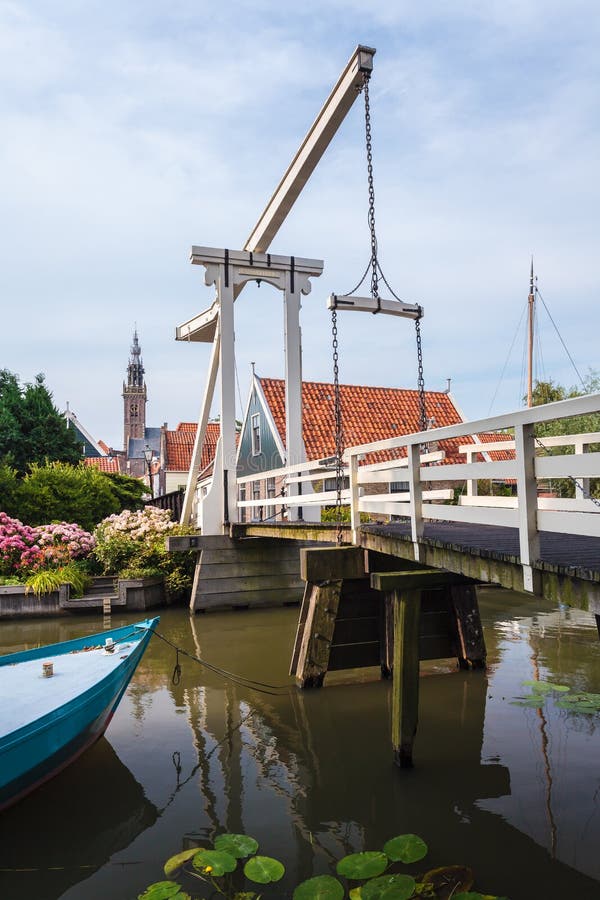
[
  {"x1": 371, "y1": 570, "x2": 486, "y2": 768},
  {"x1": 391, "y1": 587, "x2": 421, "y2": 768},
  {"x1": 450, "y1": 584, "x2": 486, "y2": 669},
  {"x1": 291, "y1": 546, "x2": 367, "y2": 688}
]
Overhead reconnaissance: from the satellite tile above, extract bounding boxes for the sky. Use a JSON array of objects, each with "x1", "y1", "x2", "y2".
[{"x1": 2, "y1": 1, "x2": 600, "y2": 449}]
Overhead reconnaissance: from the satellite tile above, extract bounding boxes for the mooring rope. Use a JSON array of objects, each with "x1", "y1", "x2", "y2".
[{"x1": 150, "y1": 628, "x2": 293, "y2": 696}]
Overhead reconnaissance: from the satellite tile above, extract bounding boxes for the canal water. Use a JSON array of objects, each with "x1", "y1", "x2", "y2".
[{"x1": 1, "y1": 588, "x2": 600, "y2": 900}]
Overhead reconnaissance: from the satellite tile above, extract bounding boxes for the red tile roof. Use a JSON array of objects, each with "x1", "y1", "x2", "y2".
[
  {"x1": 256, "y1": 378, "x2": 517, "y2": 470},
  {"x1": 84, "y1": 456, "x2": 121, "y2": 473},
  {"x1": 165, "y1": 422, "x2": 220, "y2": 472},
  {"x1": 472, "y1": 431, "x2": 515, "y2": 462},
  {"x1": 258, "y1": 378, "x2": 471, "y2": 463}
]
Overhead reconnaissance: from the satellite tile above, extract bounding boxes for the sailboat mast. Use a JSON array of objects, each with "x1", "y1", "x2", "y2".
[{"x1": 527, "y1": 257, "x2": 535, "y2": 407}]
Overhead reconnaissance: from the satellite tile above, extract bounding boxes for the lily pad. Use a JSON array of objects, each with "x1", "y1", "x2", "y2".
[
  {"x1": 556, "y1": 700, "x2": 600, "y2": 713},
  {"x1": 421, "y1": 865, "x2": 474, "y2": 899},
  {"x1": 337, "y1": 852, "x2": 389, "y2": 880},
  {"x1": 137, "y1": 882, "x2": 186, "y2": 900},
  {"x1": 361, "y1": 873, "x2": 416, "y2": 899},
  {"x1": 164, "y1": 848, "x2": 201, "y2": 878},
  {"x1": 383, "y1": 834, "x2": 428, "y2": 864},
  {"x1": 192, "y1": 848, "x2": 237, "y2": 876},
  {"x1": 244, "y1": 855, "x2": 285, "y2": 884},
  {"x1": 349, "y1": 890, "x2": 363, "y2": 900},
  {"x1": 510, "y1": 697, "x2": 546, "y2": 708},
  {"x1": 293, "y1": 874, "x2": 345, "y2": 899},
  {"x1": 521, "y1": 680, "x2": 570, "y2": 693},
  {"x1": 214, "y1": 833, "x2": 259, "y2": 859}
]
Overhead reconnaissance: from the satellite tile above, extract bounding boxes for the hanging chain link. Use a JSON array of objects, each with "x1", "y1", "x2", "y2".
[
  {"x1": 415, "y1": 311, "x2": 427, "y2": 433},
  {"x1": 332, "y1": 307, "x2": 345, "y2": 544},
  {"x1": 363, "y1": 74, "x2": 379, "y2": 302}
]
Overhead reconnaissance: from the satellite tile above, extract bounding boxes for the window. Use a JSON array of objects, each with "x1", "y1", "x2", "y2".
[
  {"x1": 239, "y1": 485, "x2": 246, "y2": 523},
  {"x1": 266, "y1": 477, "x2": 276, "y2": 498},
  {"x1": 130, "y1": 403, "x2": 138, "y2": 417},
  {"x1": 390, "y1": 481, "x2": 409, "y2": 493},
  {"x1": 324, "y1": 476, "x2": 349, "y2": 491},
  {"x1": 252, "y1": 480, "x2": 262, "y2": 521},
  {"x1": 251, "y1": 414, "x2": 261, "y2": 455}
]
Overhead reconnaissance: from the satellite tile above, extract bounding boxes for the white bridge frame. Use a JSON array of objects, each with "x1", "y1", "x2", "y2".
[{"x1": 230, "y1": 392, "x2": 600, "y2": 594}]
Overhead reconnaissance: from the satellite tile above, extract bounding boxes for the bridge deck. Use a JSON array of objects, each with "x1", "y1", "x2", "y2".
[{"x1": 362, "y1": 521, "x2": 600, "y2": 577}]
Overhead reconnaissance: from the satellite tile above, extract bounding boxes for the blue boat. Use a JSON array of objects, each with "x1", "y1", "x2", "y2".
[{"x1": 0, "y1": 616, "x2": 158, "y2": 811}]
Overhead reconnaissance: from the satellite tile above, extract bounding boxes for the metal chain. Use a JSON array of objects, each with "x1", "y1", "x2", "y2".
[
  {"x1": 534, "y1": 435, "x2": 600, "y2": 507},
  {"x1": 363, "y1": 74, "x2": 379, "y2": 301},
  {"x1": 415, "y1": 311, "x2": 427, "y2": 432},
  {"x1": 332, "y1": 307, "x2": 345, "y2": 544}
]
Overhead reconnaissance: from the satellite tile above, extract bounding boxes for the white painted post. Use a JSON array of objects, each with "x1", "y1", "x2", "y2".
[
  {"x1": 465, "y1": 447, "x2": 478, "y2": 497},
  {"x1": 180, "y1": 330, "x2": 221, "y2": 525},
  {"x1": 349, "y1": 453, "x2": 360, "y2": 542},
  {"x1": 575, "y1": 441, "x2": 590, "y2": 500},
  {"x1": 284, "y1": 276, "x2": 304, "y2": 521},
  {"x1": 515, "y1": 423, "x2": 540, "y2": 592},
  {"x1": 219, "y1": 268, "x2": 238, "y2": 529},
  {"x1": 408, "y1": 443, "x2": 423, "y2": 562}
]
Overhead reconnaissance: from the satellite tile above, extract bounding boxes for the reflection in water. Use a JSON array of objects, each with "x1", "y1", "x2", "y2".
[
  {"x1": 1, "y1": 595, "x2": 599, "y2": 900},
  {"x1": 0, "y1": 737, "x2": 157, "y2": 899}
]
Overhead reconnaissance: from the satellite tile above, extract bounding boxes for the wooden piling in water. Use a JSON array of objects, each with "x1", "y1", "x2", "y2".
[
  {"x1": 371, "y1": 570, "x2": 486, "y2": 767},
  {"x1": 291, "y1": 548, "x2": 487, "y2": 767},
  {"x1": 391, "y1": 588, "x2": 421, "y2": 768}
]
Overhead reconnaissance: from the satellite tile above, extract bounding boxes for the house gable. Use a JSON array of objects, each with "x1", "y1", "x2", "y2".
[{"x1": 237, "y1": 380, "x2": 284, "y2": 478}]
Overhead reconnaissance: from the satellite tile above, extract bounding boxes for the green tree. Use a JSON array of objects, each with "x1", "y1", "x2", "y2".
[
  {"x1": 0, "y1": 463, "x2": 20, "y2": 517},
  {"x1": 18, "y1": 462, "x2": 145, "y2": 531},
  {"x1": 528, "y1": 371, "x2": 600, "y2": 498},
  {"x1": 530, "y1": 371, "x2": 600, "y2": 439},
  {"x1": 0, "y1": 370, "x2": 82, "y2": 473}
]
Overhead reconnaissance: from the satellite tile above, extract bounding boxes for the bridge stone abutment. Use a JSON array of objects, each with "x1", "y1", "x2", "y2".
[{"x1": 168, "y1": 534, "x2": 324, "y2": 612}]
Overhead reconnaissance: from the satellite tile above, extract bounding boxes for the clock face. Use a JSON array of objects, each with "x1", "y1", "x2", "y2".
[{"x1": 130, "y1": 403, "x2": 138, "y2": 416}]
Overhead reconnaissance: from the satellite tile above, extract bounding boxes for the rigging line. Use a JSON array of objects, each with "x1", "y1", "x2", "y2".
[
  {"x1": 536, "y1": 288, "x2": 587, "y2": 389},
  {"x1": 150, "y1": 628, "x2": 292, "y2": 696},
  {"x1": 535, "y1": 310, "x2": 547, "y2": 386},
  {"x1": 487, "y1": 301, "x2": 528, "y2": 416}
]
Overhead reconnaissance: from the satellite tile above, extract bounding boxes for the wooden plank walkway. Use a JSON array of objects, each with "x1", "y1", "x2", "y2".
[
  {"x1": 362, "y1": 522, "x2": 600, "y2": 575},
  {"x1": 360, "y1": 521, "x2": 600, "y2": 616}
]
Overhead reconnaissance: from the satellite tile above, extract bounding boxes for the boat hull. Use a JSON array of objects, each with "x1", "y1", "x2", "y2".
[{"x1": 0, "y1": 617, "x2": 158, "y2": 812}]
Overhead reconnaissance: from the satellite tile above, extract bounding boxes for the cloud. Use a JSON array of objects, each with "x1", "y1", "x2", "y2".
[{"x1": 1, "y1": 1, "x2": 599, "y2": 448}]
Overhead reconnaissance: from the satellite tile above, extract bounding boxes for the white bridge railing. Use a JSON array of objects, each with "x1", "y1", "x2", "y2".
[
  {"x1": 344, "y1": 392, "x2": 600, "y2": 592},
  {"x1": 232, "y1": 393, "x2": 600, "y2": 592}
]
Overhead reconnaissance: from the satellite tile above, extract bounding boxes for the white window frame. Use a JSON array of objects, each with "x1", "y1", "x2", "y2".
[{"x1": 251, "y1": 413, "x2": 261, "y2": 456}]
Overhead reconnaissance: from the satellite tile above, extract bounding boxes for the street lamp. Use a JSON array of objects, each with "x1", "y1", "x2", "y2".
[{"x1": 143, "y1": 445, "x2": 154, "y2": 500}]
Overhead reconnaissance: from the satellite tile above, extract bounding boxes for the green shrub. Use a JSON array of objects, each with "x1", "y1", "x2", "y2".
[
  {"x1": 25, "y1": 562, "x2": 91, "y2": 597},
  {"x1": 18, "y1": 462, "x2": 145, "y2": 531}
]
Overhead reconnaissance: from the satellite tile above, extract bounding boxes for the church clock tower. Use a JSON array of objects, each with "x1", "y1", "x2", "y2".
[{"x1": 123, "y1": 329, "x2": 147, "y2": 450}]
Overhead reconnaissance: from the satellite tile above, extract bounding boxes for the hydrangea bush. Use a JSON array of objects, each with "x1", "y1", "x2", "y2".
[
  {"x1": 34, "y1": 521, "x2": 95, "y2": 567},
  {"x1": 0, "y1": 511, "x2": 42, "y2": 574},
  {"x1": 93, "y1": 507, "x2": 197, "y2": 600}
]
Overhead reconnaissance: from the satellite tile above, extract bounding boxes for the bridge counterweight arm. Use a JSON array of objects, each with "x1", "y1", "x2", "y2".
[
  {"x1": 328, "y1": 293, "x2": 423, "y2": 320},
  {"x1": 244, "y1": 45, "x2": 375, "y2": 254}
]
